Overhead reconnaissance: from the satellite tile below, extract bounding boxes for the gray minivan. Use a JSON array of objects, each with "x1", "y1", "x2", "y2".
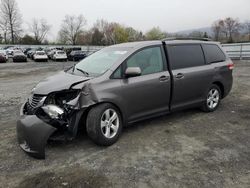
[{"x1": 17, "y1": 38, "x2": 233, "y2": 158}]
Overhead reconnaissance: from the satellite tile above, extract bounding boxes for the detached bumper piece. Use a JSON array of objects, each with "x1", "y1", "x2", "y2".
[{"x1": 16, "y1": 115, "x2": 57, "y2": 159}]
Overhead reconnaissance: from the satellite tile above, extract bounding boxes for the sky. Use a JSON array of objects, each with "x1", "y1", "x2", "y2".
[{"x1": 18, "y1": 0, "x2": 250, "y2": 41}]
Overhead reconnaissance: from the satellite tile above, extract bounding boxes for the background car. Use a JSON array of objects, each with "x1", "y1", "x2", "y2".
[
  {"x1": 0, "y1": 52, "x2": 7, "y2": 63},
  {"x1": 46, "y1": 47, "x2": 63, "y2": 59},
  {"x1": 65, "y1": 47, "x2": 81, "y2": 57},
  {"x1": 13, "y1": 50, "x2": 27, "y2": 63},
  {"x1": 67, "y1": 50, "x2": 87, "y2": 61},
  {"x1": 33, "y1": 51, "x2": 48, "y2": 62},
  {"x1": 47, "y1": 49, "x2": 56, "y2": 59},
  {"x1": 6, "y1": 49, "x2": 14, "y2": 58},
  {"x1": 23, "y1": 48, "x2": 32, "y2": 55},
  {"x1": 27, "y1": 50, "x2": 36, "y2": 59},
  {"x1": 52, "y1": 50, "x2": 67, "y2": 61},
  {"x1": 0, "y1": 50, "x2": 8, "y2": 61}
]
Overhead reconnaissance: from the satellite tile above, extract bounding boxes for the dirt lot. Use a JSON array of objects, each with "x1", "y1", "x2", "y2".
[{"x1": 0, "y1": 60, "x2": 250, "y2": 188}]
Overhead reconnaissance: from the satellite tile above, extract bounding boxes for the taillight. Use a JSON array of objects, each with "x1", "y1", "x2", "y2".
[{"x1": 227, "y1": 63, "x2": 234, "y2": 70}]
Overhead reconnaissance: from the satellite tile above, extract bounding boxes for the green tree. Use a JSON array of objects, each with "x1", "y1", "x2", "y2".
[
  {"x1": 91, "y1": 28, "x2": 105, "y2": 45},
  {"x1": 126, "y1": 27, "x2": 144, "y2": 42},
  {"x1": 20, "y1": 34, "x2": 36, "y2": 44},
  {"x1": 114, "y1": 24, "x2": 129, "y2": 44},
  {"x1": 203, "y1": 32, "x2": 208, "y2": 38},
  {"x1": 145, "y1": 27, "x2": 166, "y2": 40}
]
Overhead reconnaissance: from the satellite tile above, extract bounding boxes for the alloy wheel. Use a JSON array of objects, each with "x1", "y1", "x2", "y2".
[
  {"x1": 207, "y1": 88, "x2": 220, "y2": 109},
  {"x1": 101, "y1": 109, "x2": 119, "y2": 139}
]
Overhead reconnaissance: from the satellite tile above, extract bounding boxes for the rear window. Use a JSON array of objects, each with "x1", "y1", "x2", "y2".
[
  {"x1": 202, "y1": 44, "x2": 226, "y2": 63},
  {"x1": 57, "y1": 51, "x2": 65, "y2": 54},
  {"x1": 168, "y1": 44, "x2": 205, "y2": 69}
]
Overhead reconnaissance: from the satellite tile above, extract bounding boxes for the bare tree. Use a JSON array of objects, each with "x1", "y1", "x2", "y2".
[
  {"x1": 211, "y1": 19, "x2": 224, "y2": 41},
  {"x1": 223, "y1": 17, "x2": 241, "y2": 43},
  {"x1": 58, "y1": 14, "x2": 86, "y2": 45},
  {"x1": 0, "y1": 19, "x2": 8, "y2": 43},
  {"x1": 30, "y1": 18, "x2": 51, "y2": 44},
  {"x1": 93, "y1": 19, "x2": 117, "y2": 45},
  {"x1": 0, "y1": 0, "x2": 22, "y2": 44},
  {"x1": 244, "y1": 20, "x2": 250, "y2": 41}
]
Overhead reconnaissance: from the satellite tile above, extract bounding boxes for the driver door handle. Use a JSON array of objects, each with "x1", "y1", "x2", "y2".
[{"x1": 159, "y1": 75, "x2": 169, "y2": 82}]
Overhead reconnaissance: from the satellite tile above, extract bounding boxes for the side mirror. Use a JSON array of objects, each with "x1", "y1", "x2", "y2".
[{"x1": 125, "y1": 67, "x2": 141, "y2": 78}]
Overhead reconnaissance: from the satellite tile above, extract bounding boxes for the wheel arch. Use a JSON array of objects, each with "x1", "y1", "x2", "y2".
[
  {"x1": 212, "y1": 81, "x2": 225, "y2": 98},
  {"x1": 78, "y1": 101, "x2": 126, "y2": 131}
]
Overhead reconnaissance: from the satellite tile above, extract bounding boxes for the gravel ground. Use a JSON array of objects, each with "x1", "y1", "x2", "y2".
[{"x1": 0, "y1": 60, "x2": 250, "y2": 188}]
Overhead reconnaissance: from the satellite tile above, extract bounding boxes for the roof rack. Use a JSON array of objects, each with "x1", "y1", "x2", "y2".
[{"x1": 162, "y1": 37, "x2": 212, "y2": 42}]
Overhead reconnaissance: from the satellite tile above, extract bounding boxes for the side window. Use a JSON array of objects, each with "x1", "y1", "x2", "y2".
[
  {"x1": 126, "y1": 47, "x2": 164, "y2": 75},
  {"x1": 202, "y1": 44, "x2": 226, "y2": 63},
  {"x1": 112, "y1": 66, "x2": 122, "y2": 78},
  {"x1": 169, "y1": 44, "x2": 205, "y2": 69}
]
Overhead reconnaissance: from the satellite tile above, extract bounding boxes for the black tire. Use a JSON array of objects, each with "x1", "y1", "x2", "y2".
[
  {"x1": 201, "y1": 84, "x2": 221, "y2": 112},
  {"x1": 86, "y1": 103, "x2": 122, "y2": 146}
]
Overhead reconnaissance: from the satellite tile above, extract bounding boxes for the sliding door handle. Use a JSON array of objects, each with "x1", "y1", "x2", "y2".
[{"x1": 175, "y1": 73, "x2": 184, "y2": 79}]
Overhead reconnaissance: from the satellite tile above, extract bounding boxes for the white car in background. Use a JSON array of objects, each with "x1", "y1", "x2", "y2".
[
  {"x1": 52, "y1": 50, "x2": 67, "y2": 61},
  {"x1": 6, "y1": 49, "x2": 14, "y2": 58},
  {"x1": 33, "y1": 51, "x2": 48, "y2": 62}
]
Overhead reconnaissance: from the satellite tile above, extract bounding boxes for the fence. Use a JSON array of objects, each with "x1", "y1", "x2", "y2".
[
  {"x1": 1, "y1": 43, "x2": 250, "y2": 60},
  {"x1": 221, "y1": 43, "x2": 250, "y2": 60},
  {"x1": 0, "y1": 44, "x2": 104, "y2": 53}
]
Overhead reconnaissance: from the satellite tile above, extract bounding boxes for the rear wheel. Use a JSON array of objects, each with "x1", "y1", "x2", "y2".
[
  {"x1": 201, "y1": 84, "x2": 221, "y2": 112},
  {"x1": 86, "y1": 103, "x2": 122, "y2": 146}
]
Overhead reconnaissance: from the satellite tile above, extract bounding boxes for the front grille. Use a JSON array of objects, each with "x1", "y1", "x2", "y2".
[{"x1": 28, "y1": 94, "x2": 45, "y2": 108}]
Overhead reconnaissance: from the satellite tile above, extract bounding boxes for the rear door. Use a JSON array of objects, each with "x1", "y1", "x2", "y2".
[
  {"x1": 167, "y1": 44, "x2": 214, "y2": 110},
  {"x1": 202, "y1": 43, "x2": 232, "y2": 97},
  {"x1": 119, "y1": 46, "x2": 171, "y2": 122}
]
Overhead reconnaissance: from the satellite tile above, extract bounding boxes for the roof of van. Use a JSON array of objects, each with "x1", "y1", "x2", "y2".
[{"x1": 109, "y1": 40, "x2": 219, "y2": 49}]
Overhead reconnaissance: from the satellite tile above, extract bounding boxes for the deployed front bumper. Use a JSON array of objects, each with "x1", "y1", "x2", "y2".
[{"x1": 16, "y1": 104, "x2": 57, "y2": 159}]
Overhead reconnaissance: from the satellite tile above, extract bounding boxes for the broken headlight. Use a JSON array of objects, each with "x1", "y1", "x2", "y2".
[
  {"x1": 42, "y1": 105, "x2": 64, "y2": 119},
  {"x1": 44, "y1": 89, "x2": 81, "y2": 108}
]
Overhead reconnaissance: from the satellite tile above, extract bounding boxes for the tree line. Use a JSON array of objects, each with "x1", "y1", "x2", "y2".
[{"x1": 0, "y1": 0, "x2": 249, "y2": 45}]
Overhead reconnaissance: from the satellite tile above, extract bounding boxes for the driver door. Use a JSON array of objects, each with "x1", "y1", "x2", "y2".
[{"x1": 120, "y1": 46, "x2": 171, "y2": 122}]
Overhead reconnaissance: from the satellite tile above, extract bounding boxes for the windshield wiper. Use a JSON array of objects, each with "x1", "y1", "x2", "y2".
[
  {"x1": 71, "y1": 64, "x2": 89, "y2": 77},
  {"x1": 75, "y1": 67, "x2": 89, "y2": 77}
]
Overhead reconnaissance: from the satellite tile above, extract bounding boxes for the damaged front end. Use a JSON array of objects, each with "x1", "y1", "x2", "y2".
[{"x1": 16, "y1": 88, "x2": 90, "y2": 159}]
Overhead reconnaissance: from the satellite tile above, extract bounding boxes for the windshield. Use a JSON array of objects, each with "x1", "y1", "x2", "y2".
[
  {"x1": 37, "y1": 52, "x2": 45, "y2": 55},
  {"x1": 14, "y1": 51, "x2": 23, "y2": 55},
  {"x1": 74, "y1": 47, "x2": 129, "y2": 77}
]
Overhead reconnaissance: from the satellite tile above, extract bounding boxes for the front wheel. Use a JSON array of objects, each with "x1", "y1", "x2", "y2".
[
  {"x1": 201, "y1": 84, "x2": 221, "y2": 112},
  {"x1": 86, "y1": 103, "x2": 122, "y2": 146}
]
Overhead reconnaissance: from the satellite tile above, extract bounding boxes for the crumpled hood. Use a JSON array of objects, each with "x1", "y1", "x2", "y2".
[{"x1": 33, "y1": 71, "x2": 90, "y2": 95}]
